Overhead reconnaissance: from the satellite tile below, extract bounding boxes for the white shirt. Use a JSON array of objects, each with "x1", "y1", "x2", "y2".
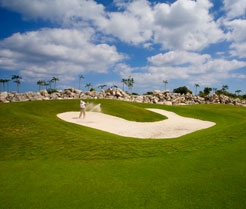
[{"x1": 80, "y1": 101, "x2": 86, "y2": 108}]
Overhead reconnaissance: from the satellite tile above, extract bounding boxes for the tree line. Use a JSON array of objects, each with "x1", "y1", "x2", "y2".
[
  {"x1": 1, "y1": 74, "x2": 244, "y2": 99},
  {"x1": 78, "y1": 74, "x2": 135, "y2": 93},
  {"x1": 0, "y1": 75, "x2": 22, "y2": 93},
  {"x1": 0, "y1": 75, "x2": 60, "y2": 93},
  {"x1": 173, "y1": 84, "x2": 245, "y2": 99},
  {"x1": 37, "y1": 77, "x2": 59, "y2": 92}
]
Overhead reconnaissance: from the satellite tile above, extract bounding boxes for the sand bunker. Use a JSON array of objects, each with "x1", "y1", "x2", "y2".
[{"x1": 57, "y1": 108, "x2": 215, "y2": 139}]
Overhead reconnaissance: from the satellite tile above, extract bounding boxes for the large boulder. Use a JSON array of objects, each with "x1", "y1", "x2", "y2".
[
  {"x1": 0, "y1": 91, "x2": 8, "y2": 103},
  {"x1": 40, "y1": 90, "x2": 49, "y2": 97}
]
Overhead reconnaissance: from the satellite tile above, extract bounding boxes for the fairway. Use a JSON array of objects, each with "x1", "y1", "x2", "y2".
[{"x1": 1, "y1": 99, "x2": 246, "y2": 209}]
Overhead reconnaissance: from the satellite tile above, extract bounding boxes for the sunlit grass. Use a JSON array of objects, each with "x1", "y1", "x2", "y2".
[{"x1": 0, "y1": 99, "x2": 245, "y2": 208}]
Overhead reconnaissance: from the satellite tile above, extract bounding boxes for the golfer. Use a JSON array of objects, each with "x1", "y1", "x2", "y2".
[{"x1": 79, "y1": 100, "x2": 87, "y2": 118}]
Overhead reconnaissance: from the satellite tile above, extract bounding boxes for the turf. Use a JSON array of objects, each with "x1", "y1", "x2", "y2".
[{"x1": 0, "y1": 99, "x2": 245, "y2": 209}]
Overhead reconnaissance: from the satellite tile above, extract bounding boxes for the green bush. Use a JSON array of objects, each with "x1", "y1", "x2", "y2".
[
  {"x1": 144, "y1": 91, "x2": 153, "y2": 95},
  {"x1": 173, "y1": 86, "x2": 192, "y2": 94},
  {"x1": 47, "y1": 88, "x2": 58, "y2": 94}
]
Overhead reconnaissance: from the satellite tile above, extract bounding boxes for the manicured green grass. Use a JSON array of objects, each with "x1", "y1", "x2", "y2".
[{"x1": 0, "y1": 99, "x2": 246, "y2": 209}]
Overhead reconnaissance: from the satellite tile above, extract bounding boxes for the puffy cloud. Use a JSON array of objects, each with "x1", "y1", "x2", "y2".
[
  {"x1": 114, "y1": 63, "x2": 133, "y2": 77},
  {"x1": 0, "y1": 28, "x2": 124, "y2": 81},
  {"x1": 100, "y1": 0, "x2": 225, "y2": 50},
  {"x1": 0, "y1": 0, "x2": 105, "y2": 24},
  {"x1": 148, "y1": 51, "x2": 210, "y2": 66},
  {"x1": 223, "y1": 0, "x2": 246, "y2": 19},
  {"x1": 222, "y1": 18, "x2": 246, "y2": 58},
  {"x1": 218, "y1": 0, "x2": 246, "y2": 58},
  {"x1": 136, "y1": 51, "x2": 246, "y2": 89},
  {"x1": 186, "y1": 58, "x2": 246, "y2": 86},
  {"x1": 0, "y1": 0, "x2": 225, "y2": 51},
  {"x1": 153, "y1": 0, "x2": 224, "y2": 51},
  {"x1": 96, "y1": 0, "x2": 154, "y2": 45}
]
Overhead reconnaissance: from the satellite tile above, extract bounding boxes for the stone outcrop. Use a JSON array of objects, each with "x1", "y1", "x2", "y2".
[{"x1": 0, "y1": 88, "x2": 245, "y2": 107}]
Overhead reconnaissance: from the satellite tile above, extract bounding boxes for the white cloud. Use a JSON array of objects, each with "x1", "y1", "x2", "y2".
[
  {"x1": 135, "y1": 51, "x2": 246, "y2": 91},
  {"x1": 218, "y1": 0, "x2": 246, "y2": 58},
  {"x1": 114, "y1": 63, "x2": 133, "y2": 77},
  {"x1": 100, "y1": 0, "x2": 225, "y2": 50},
  {"x1": 0, "y1": 0, "x2": 225, "y2": 51},
  {"x1": 0, "y1": 0, "x2": 105, "y2": 25},
  {"x1": 186, "y1": 58, "x2": 246, "y2": 88},
  {"x1": 152, "y1": 0, "x2": 224, "y2": 51},
  {"x1": 223, "y1": 0, "x2": 246, "y2": 19},
  {"x1": 0, "y1": 28, "x2": 124, "y2": 82},
  {"x1": 148, "y1": 51, "x2": 210, "y2": 66},
  {"x1": 0, "y1": 0, "x2": 77, "y2": 21},
  {"x1": 96, "y1": 0, "x2": 154, "y2": 45},
  {"x1": 223, "y1": 19, "x2": 246, "y2": 58}
]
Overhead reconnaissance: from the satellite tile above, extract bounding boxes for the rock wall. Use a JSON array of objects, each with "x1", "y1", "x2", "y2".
[{"x1": 0, "y1": 88, "x2": 245, "y2": 106}]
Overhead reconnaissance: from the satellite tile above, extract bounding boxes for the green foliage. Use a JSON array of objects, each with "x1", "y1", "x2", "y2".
[
  {"x1": 144, "y1": 91, "x2": 153, "y2": 95},
  {"x1": 0, "y1": 100, "x2": 246, "y2": 209},
  {"x1": 173, "y1": 86, "x2": 192, "y2": 94},
  {"x1": 47, "y1": 88, "x2": 58, "y2": 94},
  {"x1": 199, "y1": 87, "x2": 212, "y2": 97},
  {"x1": 215, "y1": 84, "x2": 244, "y2": 99},
  {"x1": 203, "y1": 87, "x2": 212, "y2": 95},
  {"x1": 121, "y1": 76, "x2": 134, "y2": 93},
  {"x1": 216, "y1": 89, "x2": 241, "y2": 98}
]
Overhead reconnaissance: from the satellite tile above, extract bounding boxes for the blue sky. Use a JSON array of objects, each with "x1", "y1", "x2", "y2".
[{"x1": 0, "y1": 0, "x2": 245, "y2": 94}]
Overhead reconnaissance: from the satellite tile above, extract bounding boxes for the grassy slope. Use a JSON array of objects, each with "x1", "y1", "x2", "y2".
[{"x1": 0, "y1": 99, "x2": 245, "y2": 209}]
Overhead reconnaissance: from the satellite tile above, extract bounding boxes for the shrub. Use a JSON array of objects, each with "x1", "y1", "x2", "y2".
[
  {"x1": 173, "y1": 86, "x2": 192, "y2": 94},
  {"x1": 143, "y1": 92, "x2": 153, "y2": 95},
  {"x1": 47, "y1": 88, "x2": 58, "y2": 94}
]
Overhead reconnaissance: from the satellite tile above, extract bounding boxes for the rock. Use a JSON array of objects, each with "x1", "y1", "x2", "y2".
[
  {"x1": 0, "y1": 91, "x2": 8, "y2": 102},
  {"x1": 163, "y1": 101, "x2": 172, "y2": 106},
  {"x1": 0, "y1": 88, "x2": 245, "y2": 106},
  {"x1": 115, "y1": 89, "x2": 122, "y2": 98},
  {"x1": 40, "y1": 90, "x2": 49, "y2": 97},
  {"x1": 74, "y1": 89, "x2": 82, "y2": 94}
]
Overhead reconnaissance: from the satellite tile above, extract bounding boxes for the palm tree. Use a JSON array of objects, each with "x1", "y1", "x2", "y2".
[
  {"x1": 0, "y1": 79, "x2": 4, "y2": 92},
  {"x1": 44, "y1": 81, "x2": 50, "y2": 90},
  {"x1": 111, "y1": 84, "x2": 118, "y2": 89},
  {"x1": 11, "y1": 75, "x2": 22, "y2": 93},
  {"x1": 85, "y1": 83, "x2": 92, "y2": 91},
  {"x1": 47, "y1": 80, "x2": 52, "y2": 89},
  {"x1": 5, "y1": 79, "x2": 10, "y2": 92},
  {"x1": 222, "y1": 85, "x2": 229, "y2": 93},
  {"x1": 14, "y1": 80, "x2": 21, "y2": 92},
  {"x1": 0, "y1": 79, "x2": 10, "y2": 92},
  {"x1": 98, "y1": 84, "x2": 107, "y2": 90},
  {"x1": 194, "y1": 84, "x2": 200, "y2": 95},
  {"x1": 127, "y1": 76, "x2": 134, "y2": 94},
  {"x1": 235, "y1": 90, "x2": 242, "y2": 95},
  {"x1": 163, "y1": 80, "x2": 168, "y2": 91},
  {"x1": 121, "y1": 78, "x2": 127, "y2": 91},
  {"x1": 79, "y1": 75, "x2": 84, "y2": 90},
  {"x1": 51, "y1": 77, "x2": 59, "y2": 89},
  {"x1": 37, "y1": 80, "x2": 45, "y2": 91}
]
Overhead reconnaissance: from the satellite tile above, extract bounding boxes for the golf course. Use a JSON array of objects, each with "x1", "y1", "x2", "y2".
[{"x1": 0, "y1": 99, "x2": 246, "y2": 209}]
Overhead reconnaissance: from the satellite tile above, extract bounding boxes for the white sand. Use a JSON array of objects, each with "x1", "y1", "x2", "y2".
[{"x1": 57, "y1": 108, "x2": 215, "y2": 139}]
